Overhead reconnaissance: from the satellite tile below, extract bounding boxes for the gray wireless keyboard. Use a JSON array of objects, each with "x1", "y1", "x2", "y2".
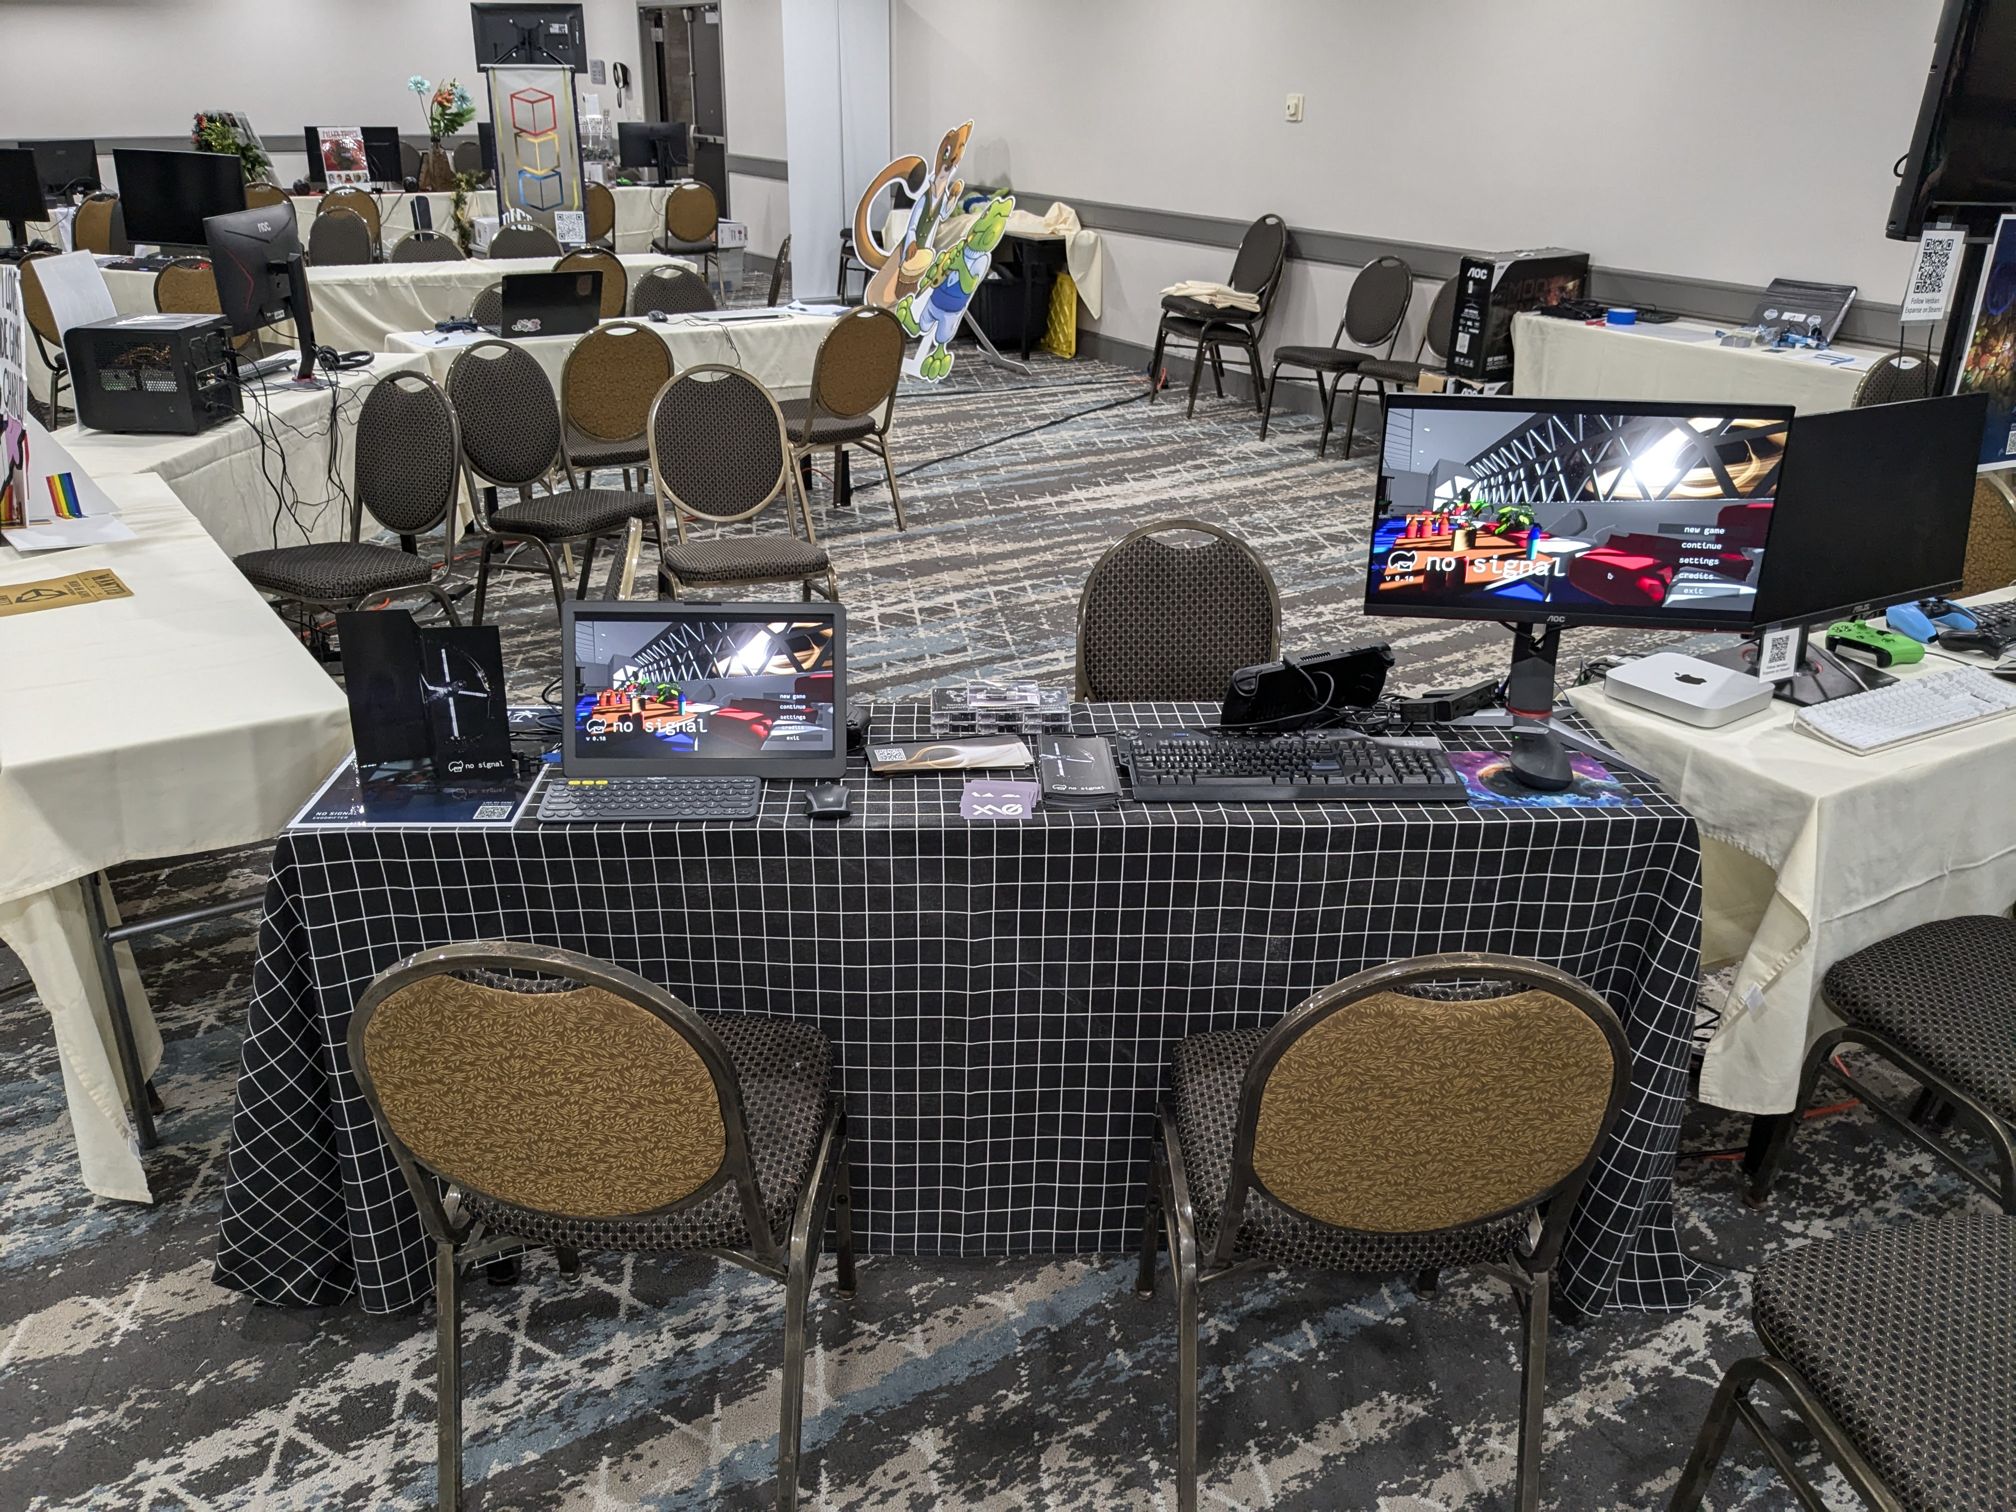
[{"x1": 536, "y1": 775, "x2": 763, "y2": 823}]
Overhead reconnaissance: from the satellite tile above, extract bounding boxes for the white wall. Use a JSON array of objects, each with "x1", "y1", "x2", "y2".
[
  {"x1": 891, "y1": 0, "x2": 1947, "y2": 350},
  {"x1": 0, "y1": 0, "x2": 646, "y2": 186},
  {"x1": 721, "y1": 0, "x2": 790, "y2": 254}
]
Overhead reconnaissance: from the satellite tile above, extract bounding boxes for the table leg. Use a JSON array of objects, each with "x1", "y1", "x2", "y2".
[{"x1": 79, "y1": 874, "x2": 158, "y2": 1150}]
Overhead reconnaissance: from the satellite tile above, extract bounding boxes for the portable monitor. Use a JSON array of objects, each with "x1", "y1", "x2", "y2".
[
  {"x1": 561, "y1": 601, "x2": 846, "y2": 779},
  {"x1": 1367, "y1": 395, "x2": 1794, "y2": 631}
]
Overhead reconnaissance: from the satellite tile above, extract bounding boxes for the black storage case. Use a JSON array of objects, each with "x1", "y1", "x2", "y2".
[{"x1": 65, "y1": 313, "x2": 240, "y2": 435}]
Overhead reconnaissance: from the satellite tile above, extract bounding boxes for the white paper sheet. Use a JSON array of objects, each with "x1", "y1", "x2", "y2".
[{"x1": 28, "y1": 251, "x2": 117, "y2": 336}]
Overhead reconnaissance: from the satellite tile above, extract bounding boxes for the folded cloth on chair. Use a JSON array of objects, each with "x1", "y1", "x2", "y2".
[{"x1": 1159, "y1": 280, "x2": 1261, "y2": 313}]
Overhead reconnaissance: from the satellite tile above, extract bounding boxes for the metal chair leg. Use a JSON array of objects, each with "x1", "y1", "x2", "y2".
[
  {"x1": 1185, "y1": 339, "x2": 1206, "y2": 418},
  {"x1": 834, "y1": 1135, "x2": 858, "y2": 1299},
  {"x1": 873, "y1": 437, "x2": 907, "y2": 531},
  {"x1": 425, "y1": 584, "x2": 463, "y2": 627},
  {"x1": 1259, "y1": 360, "x2": 1284, "y2": 441},
  {"x1": 1209, "y1": 344, "x2": 1225, "y2": 398},
  {"x1": 574, "y1": 537, "x2": 598, "y2": 601},
  {"x1": 471, "y1": 540, "x2": 495, "y2": 627},
  {"x1": 1136, "y1": 1151, "x2": 1164, "y2": 1297},
  {"x1": 1244, "y1": 339, "x2": 1264, "y2": 413},
  {"x1": 1667, "y1": 1358, "x2": 1751, "y2": 1511},
  {"x1": 1148, "y1": 323, "x2": 1169, "y2": 399},
  {"x1": 778, "y1": 1230, "x2": 814, "y2": 1512},
  {"x1": 1341, "y1": 376, "x2": 1371, "y2": 459},
  {"x1": 1515, "y1": 1269, "x2": 1550, "y2": 1512},
  {"x1": 1318, "y1": 374, "x2": 1342, "y2": 457},
  {"x1": 1176, "y1": 1247, "x2": 1200, "y2": 1512},
  {"x1": 437, "y1": 1240, "x2": 464, "y2": 1512},
  {"x1": 1746, "y1": 1034, "x2": 1837, "y2": 1206},
  {"x1": 79, "y1": 873, "x2": 158, "y2": 1149}
]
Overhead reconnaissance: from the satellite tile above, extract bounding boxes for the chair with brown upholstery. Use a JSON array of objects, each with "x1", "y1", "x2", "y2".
[
  {"x1": 1148, "y1": 212, "x2": 1288, "y2": 419},
  {"x1": 244, "y1": 181, "x2": 289, "y2": 210},
  {"x1": 445, "y1": 339, "x2": 658, "y2": 622},
  {"x1": 390, "y1": 229, "x2": 466, "y2": 263},
  {"x1": 152, "y1": 258, "x2": 222, "y2": 316},
  {"x1": 1137, "y1": 953, "x2": 1629, "y2": 1512},
  {"x1": 1345, "y1": 273, "x2": 1462, "y2": 456},
  {"x1": 18, "y1": 254, "x2": 71, "y2": 420},
  {"x1": 767, "y1": 234, "x2": 792, "y2": 307},
  {"x1": 451, "y1": 138, "x2": 489, "y2": 185},
  {"x1": 307, "y1": 205, "x2": 374, "y2": 266},
  {"x1": 648, "y1": 364, "x2": 837, "y2": 601},
  {"x1": 233, "y1": 371, "x2": 464, "y2": 625},
  {"x1": 320, "y1": 185, "x2": 382, "y2": 249},
  {"x1": 399, "y1": 139, "x2": 422, "y2": 184},
  {"x1": 652, "y1": 180, "x2": 719, "y2": 282},
  {"x1": 585, "y1": 179, "x2": 617, "y2": 247},
  {"x1": 561, "y1": 320, "x2": 674, "y2": 485},
  {"x1": 1670, "y1": 1213, "x2": 2016, "y2": 1512},
  {"x1": 781, "y1": 306, "x2": 908, "y2": 529},
  {"x1": 630, "y1": 263, "x2": 716, "y2": 317},
  {"x1": 555, "y1": 246, "x2": 628, "y2": 318},
  {"x1": 71, "y1": 192, "x2": 127, "y2": 255},
  {"x1": 489, "y1": 222, "x2": 563, "y2": 260},
  {"x1": 1260, "y1": 254, "x2": 1414, "y2": 456},
  {"x1": 348, "y1": 940, "x2": 854, "y2": 1512},
  {"x1": 1074, "y1": 520, "x2": 1280, "y2": 701}
]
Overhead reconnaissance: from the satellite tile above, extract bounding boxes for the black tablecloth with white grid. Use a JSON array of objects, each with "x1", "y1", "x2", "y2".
[{"x1": 214, "y1": 703, "x2": 1706, "y2": 1318}]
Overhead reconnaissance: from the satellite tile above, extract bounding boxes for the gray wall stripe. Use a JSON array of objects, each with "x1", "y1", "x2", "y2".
[{"x1": 726, "y1": 154, "x2": 788, "y2": 181}]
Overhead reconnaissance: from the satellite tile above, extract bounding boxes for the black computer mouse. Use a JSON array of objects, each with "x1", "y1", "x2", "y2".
[
  {"x1": 646, "y1": 309, "x2": 670, "y2": 323},
  {"x1": 804, "y1": 781, "x2": 851, "y2": 819}
]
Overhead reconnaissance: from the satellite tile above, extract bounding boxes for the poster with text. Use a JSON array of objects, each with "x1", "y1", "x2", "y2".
[
  {"x1": 1, "y1": 266, "x2": 27, "y2": 528},
  {"x1": 317, "y1": 127, "x2": 371, "y2": 187},
  {"x1": 1955, "y1": 213, "x2": 2016, "y2": 471}
]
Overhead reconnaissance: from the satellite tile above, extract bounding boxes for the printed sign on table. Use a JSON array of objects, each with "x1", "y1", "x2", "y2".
[
  {"x1": 1954, "y1": 213, "x2": 2016, "y2": 471},
  {"x1": 317, "y1": 127, "x2": 372, "y2": 187}
]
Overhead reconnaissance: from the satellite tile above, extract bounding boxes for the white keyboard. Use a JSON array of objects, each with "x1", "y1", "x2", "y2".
[{"x1": 1794, "y1": 666, "x2": 2016, "y2": 754}]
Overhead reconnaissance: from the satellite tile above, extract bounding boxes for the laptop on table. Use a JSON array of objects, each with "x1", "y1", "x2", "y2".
[
  {"x1": 539, "y1": 601, "x2": 847, "y2": 823},
  {"x1": 486, "y1": 270, "x2": 603, "y2": 338}
]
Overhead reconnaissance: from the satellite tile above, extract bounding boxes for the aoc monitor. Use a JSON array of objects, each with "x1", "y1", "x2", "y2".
[
  {"x1": 562, "y1": 601, "x2": 845, "y2": 779},
  {"x1": 1367, "y1": 395, "x2": 1795, "y2": 632}
]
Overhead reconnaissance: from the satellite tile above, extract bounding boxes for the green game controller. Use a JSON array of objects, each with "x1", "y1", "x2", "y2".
[{"x1": 1825, "y1": 619, "x2": 1925, "y2": 669}]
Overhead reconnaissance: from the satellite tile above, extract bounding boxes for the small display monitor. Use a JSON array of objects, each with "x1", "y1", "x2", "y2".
[
  {"x1": 1368, "y1": 395, "x2": 1794, "y2": 631},
  {"x1": 562, "y1": 602, "x2": 846, "y2": 778},
  {"x1": 303, "y1": 126, "x2": 405, "y2": 186},
  {"x1": 1753, "y1": 392, "x2": 1989, "y2": 626},
  {"x1": 0, "y1": 149, "x2": 46, "y2": 235},
  {"x1": 472, "y1": 3, "x2": 587, "y2": 70},
  {"x1": 16, "y1": 138, "x2": 99, "y2": 197},
  {"x1": 113, "y1": 148, "x2": 246, "y2": 247},
  {"x1": 617, "y1": 121, "x2": 687, "y2": 172}
]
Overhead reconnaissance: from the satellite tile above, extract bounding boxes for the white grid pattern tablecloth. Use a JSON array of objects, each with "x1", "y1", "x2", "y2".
[{"x1": 214, "y1": 704, "x2": 1706, "y2": 1318}]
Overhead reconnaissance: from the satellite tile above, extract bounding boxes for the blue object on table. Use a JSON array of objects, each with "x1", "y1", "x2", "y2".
[
  {"x1": 1885, "y1": 602, "x2": 1938, "y2": 642},
  {"x1": 1920, "y1": 596, "x2": 1979, "y2": 631},
  {"x1": 1606, "y1": 307, "x2": 1638, "y2": 326}
]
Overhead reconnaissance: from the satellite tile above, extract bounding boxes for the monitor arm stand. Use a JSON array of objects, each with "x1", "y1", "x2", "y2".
[
  {"x1": 1695, "y1": 625, "x2": 1889, "y2": 707},
  {"x1": 284, "y1": 251, "x2": 326, "y2": 386}
]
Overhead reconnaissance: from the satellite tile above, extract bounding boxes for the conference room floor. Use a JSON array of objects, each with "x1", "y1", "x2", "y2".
[{"x1": 1, "y1": 348, "x2": 1996, "y2": 1510}]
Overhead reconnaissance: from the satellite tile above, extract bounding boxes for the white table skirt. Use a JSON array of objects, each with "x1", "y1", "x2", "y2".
[
  {"x1": 1567, "y1": 587, "x2": 2016, "y2": 1114},
  {"x1": 52, "y1": 352, "x2": 432, "y2": 559},
  {"x1": 384, "y1": 308, "x2": 839, "y2": 402},
  {"x1": 284, "y1": 184, "x2": 673, "y2": 256},
  {"x1": 1512, "y1": 312, "x2": 1890, "y2": 414},
  {"x1": 0, "y1": 474, "x2": 351, "y2": 1201}
]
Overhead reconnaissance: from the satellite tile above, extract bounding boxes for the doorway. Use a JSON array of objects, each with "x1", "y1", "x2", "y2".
[{"x1": 638, "y1": 3, "x2": 727, "y2": 214}]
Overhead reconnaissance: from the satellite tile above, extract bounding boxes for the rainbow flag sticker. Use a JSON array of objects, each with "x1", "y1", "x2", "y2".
[{"x1": 47, "y1": 473, "x2": 86, "y2": 520}]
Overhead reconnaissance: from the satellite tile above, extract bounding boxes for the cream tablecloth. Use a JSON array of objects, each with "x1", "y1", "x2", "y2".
[
  {"x1": 1512, "y1": 312, "x2": 1890, "y2": 413},
  {"x1": 0, "y1": 474, "x2": 351, "y2": 1201},
  {"x1": 1567, "y1": 588, "x2": 2016, "y2": 1114},
  {"x1": 284, "y1": 184, "x2": 671, "y2": 256},
  {"x1": 384, "y1": 308, "x2": 839, "y2": 401},
  {"x1": 53, "y1": 352, "x2": 431, "y2": 559}
]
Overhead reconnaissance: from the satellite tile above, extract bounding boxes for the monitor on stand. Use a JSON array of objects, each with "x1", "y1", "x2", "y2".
[
  {"x1": 113, "y1": 148, "x2": 246, "y2": 251},
  {"x1": 1368, "y1": 394, "x2": 1794, "y2": 787},
  {"x1": 0, "y1": 148, "x2": 47, "y2": 250},
  {"x1": 1703, "y1": 391, "x2": 1992, "y2": 704},
  {"x1": 617, "y1": 121, "x2": 686, "y2": 183},
  {"x1": 205, "y1": 201, "x2": 321, "y2": 385},
  {"x1": 17, "y1": 138, "x2": 99, "y2": 200}
]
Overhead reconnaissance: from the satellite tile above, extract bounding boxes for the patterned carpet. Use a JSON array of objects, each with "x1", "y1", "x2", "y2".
[{"x1": 0, "y1": 348, "x2": 1998, "y2": 1511}]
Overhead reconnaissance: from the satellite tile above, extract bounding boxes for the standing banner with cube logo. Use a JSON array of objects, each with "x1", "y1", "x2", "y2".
[{"x1": 485, "y1": 66, "x2": 583, "y2": 230}]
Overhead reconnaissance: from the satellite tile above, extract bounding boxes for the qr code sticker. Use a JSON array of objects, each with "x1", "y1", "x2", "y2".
[
  {"x1": 872, "y1": 747, "x2": 906, "y2": 763},
  {"x1": 1912, "y1": 236, "x2": 1955, "y2": 298},
  {"x1": 473, "y1": 802, "x2": 513, "y2": 821}
]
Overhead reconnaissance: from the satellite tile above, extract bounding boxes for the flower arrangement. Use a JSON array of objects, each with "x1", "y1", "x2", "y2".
[
  {"x1": 191, "y1": 112, "x2": 272, "y2": 183},
  {"x1": 409, "y1": 75, "x2": 477, "y2": 143}
]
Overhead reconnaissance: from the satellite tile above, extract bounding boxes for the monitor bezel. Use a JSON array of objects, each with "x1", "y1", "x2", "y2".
[
  {"x1": 112, "y1": 147, "x2": 246, "y2": 246},
  {"x1": 560, "y1": 600, "x2": 847, "y2": 779},
  {"x1": 1365, "y1": 392, "x2": 1797, "y2": 633},
  {"x1": 16, "y1": 138, "x2": 98, "y2": 198}
]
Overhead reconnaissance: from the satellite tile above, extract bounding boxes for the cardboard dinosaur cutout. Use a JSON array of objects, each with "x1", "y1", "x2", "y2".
[{"x1": 851, "y1": 119, "x2": 1014, "y2": 381}]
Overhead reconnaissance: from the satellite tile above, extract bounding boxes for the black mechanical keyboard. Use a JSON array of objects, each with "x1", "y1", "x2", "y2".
[
  {"x1": 536, "y1": 774, "x2": 763, "y2": 823},
  {"x1": 1939, "y1": 600, "x2": 2016, "y2": 656},
  {"x1": 1118, "y1": 732, "x2": 1468, "y2": 803}
]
